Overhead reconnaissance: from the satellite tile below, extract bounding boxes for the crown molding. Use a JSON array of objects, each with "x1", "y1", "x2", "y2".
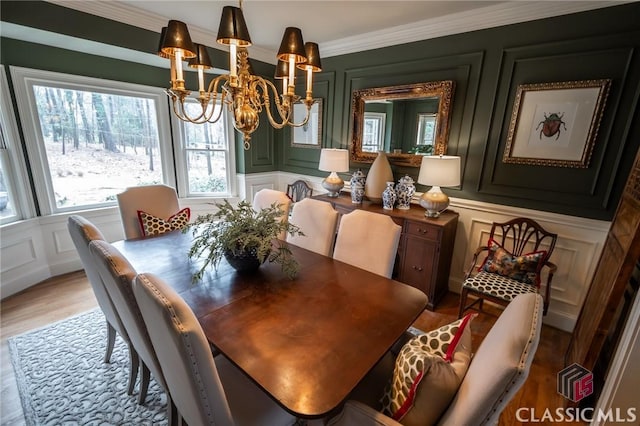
[
  {"x1": 41, "y1": 1, "x2": 633, "y2": 63},
  {"x1": 320, "y1": 1, "x2": 627, "y2": 58}
]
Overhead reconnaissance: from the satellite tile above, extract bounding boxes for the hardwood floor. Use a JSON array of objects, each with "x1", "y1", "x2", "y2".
[
  {"x1": 0, "y1": 272, "x2": 571, "y2": 425},
  {"x1": 1, "y1": 271, "x2": 98, "y2": 426}
]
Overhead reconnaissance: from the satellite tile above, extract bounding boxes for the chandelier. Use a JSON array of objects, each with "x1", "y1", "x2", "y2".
[{"x1": 159, "y1": 2, "x2": 321, "y2": 150}]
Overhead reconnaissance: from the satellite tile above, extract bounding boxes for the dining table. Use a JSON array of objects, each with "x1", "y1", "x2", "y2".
[{"x1": 112, "y1": 229, "x2": 428, "y2": 419}]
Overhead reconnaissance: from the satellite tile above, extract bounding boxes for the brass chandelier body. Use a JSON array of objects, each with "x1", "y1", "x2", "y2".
[{"x1": 160, "y1": 3, "x2": 322, "y2": 150}]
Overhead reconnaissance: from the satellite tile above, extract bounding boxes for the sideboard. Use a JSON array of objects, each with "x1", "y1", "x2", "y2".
[{"x1": 314, "y1": 194, "x2": 458, "y2": 310}]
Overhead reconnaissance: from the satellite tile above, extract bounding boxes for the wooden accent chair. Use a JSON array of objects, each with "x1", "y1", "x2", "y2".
[
  {"x1": 133, "y1": 272, "x2": 296, "y2": 426},
  {"x1": 287, "y1": 198, "x2": 339, "y2": 257},
  {"x1": 286, "y1": 179, "x2": 313, "y2": 202},
  {"x1": 328, "y1": 293, "x2": 544, "y2": 426},
  {"x1": 459, "y1": 217, "x2": 557, "y2": 317},
  {"x1": 67, "y1": 215, "x2": 139, "y2": 394},
  {"x1": 333, "y1": 210, "x2": 401, "y2": 278},
  {"x1": 116, "y1": 184, "x2": 180, "y2": 240}
]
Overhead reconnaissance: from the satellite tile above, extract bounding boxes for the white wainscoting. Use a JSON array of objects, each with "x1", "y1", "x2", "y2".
[{"x1": 0, "y1": 172, "x2": 610, "y2": 333}]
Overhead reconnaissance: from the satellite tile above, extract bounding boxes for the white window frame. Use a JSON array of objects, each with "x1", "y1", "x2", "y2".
[
  {"x1": 363, "y1": 112, "x2": 386, "y2": 152},
  {"x1": 10, "y1": 66, "x2": 176, "y2": 215},
  {"x1": 0, "y1": 67, "x2": 35, "y2": 224},
  {"x1": 416, "y1": 113, "x2": 437, "y2": 146},
  {"x1": 171, "y1": 97, "x2": 236, "y2": 198}
]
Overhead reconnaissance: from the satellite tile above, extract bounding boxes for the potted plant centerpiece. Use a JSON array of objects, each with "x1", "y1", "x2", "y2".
[{"x1": 183, "y1": 199, "x2": 303, "y2": 281}]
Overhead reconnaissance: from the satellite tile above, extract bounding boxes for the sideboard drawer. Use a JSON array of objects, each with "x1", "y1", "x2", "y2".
[{"x1": 405, "y1": 221, "x2": 441, "y2": 241}]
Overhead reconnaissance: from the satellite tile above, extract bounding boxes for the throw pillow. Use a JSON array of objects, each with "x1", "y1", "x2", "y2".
[
  {"x1": 381, "y1": 313, "x2": 476, "y2": 426},
  {"x1": 480, "y1": 239, "x2": 546, "y2": 286},
  {"x1": 137, "y1": 207, "x2": 190, "y2": 237}
]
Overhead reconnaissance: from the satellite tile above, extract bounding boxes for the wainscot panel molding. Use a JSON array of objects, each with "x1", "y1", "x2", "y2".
[{"x1": 0, "y1": 219, "x2": 49, "y2": 298}]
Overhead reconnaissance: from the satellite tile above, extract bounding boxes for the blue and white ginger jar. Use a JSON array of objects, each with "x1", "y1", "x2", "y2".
[
  {"x1": 350, "y1": 169, "x2": 367, "y2": 204},
  {"x1": 382, "y1": 181, "x2": 396, "y2": 210},
  {"x1": 395, "y1": 175, "x2": 415, "y2": 210}
]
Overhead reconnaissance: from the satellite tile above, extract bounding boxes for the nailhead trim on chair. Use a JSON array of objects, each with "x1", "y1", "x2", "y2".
[
  {"x1": 463, "y1": 271, "x2": 538, "y2": 302},
  {"x1": 138, "y1": 274, "x2": 215, "y2": 424},
  {"x1": 479, "y1": 294, "x2": 543, "y2": 424}
]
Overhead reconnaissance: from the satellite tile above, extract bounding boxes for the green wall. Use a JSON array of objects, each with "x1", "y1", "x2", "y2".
[
  {"x1": 1, "y1": 1, "x2": 639, "y2": 220},
  {"x1": 281, "y1": 3, "x2": 640, "y2": 221}
]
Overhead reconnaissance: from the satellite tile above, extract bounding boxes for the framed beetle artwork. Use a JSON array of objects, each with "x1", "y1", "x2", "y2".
[{"x1": 503, "y1": 79, "x2": 610, "y2": 168}]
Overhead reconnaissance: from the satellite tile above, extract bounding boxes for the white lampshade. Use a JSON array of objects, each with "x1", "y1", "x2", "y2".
[
  {"x1": 417, "y1": 155, "x2": 461, "y2": 187},
  {"x1": 318, "y1": 148, "x2": 349, "y2": 172}
]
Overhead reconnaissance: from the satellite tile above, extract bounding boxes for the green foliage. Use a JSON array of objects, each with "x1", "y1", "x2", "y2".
[
  {"x1": 408, "y1": 145, "x2": 434, "y2": 154},
  {"x1": 184, "y1": 199, "x2": 303, "y2": 282},
  {"x1": 190, "y1": 175, "x2": 226, "y2": 193}
]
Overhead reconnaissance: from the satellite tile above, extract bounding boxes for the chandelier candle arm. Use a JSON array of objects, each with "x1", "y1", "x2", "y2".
[{"x1": 160, "y1": 3, "x2": 322, "y2": 150}]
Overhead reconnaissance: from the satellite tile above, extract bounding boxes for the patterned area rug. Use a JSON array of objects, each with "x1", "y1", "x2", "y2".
[{"x1": 8, "y1": 310, "x2": 168, "y2": 425}]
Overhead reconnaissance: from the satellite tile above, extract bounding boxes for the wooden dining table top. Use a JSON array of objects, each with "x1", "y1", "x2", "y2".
[{"x1": 113, "y1": 229, "x2": 428, "y2": 418}]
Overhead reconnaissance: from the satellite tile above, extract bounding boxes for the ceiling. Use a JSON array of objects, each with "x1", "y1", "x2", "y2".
[{"x1": 37, "y1": 1, "x2": 631, "y2": 64}]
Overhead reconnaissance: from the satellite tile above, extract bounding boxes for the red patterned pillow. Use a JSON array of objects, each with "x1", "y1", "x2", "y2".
[
  {"x1": 381, "y1": 314, "x2": 476, "y2": 425},
  {"x1": 480, "y1": 239, "x2": 546, "y2": 286},
  {"x1": 137, "y1": 208, "x2": 190, "y2": 237}
]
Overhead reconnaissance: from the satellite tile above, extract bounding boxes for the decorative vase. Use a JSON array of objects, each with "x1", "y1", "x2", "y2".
[
  {"x1": 350, "y1": 169, "x2": 367, "y2": 188},
  {"x1": 351, "y1": 184, "x2": 365, "y2": 204},
  {"x1": 395, "y1": 175, "x2": 416, "y2": 210},
  {"x1": 350, "y1": 169, "x2": 366, "y2": 204},
  {"x1": 365, "y1": 151, "x2": 393, "y2": 203},
  {"x1": 382, "y1": 182, "x2": 396, "y2": 210},
  {"x1": 224, "y1": 248, "x2": 264, "y2": 273}
]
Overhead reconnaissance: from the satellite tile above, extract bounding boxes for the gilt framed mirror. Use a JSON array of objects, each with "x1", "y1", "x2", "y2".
[{"x1": 350, "y1": 80, "x2": 455, "y2": 167}]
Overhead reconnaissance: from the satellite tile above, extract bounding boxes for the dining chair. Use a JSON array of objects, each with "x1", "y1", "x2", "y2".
[
  {"x1": 133, "y1": 272, "x2": 297, "y2": 426},
  {"x1": 252, "y1": 188, "x2": 292, "y2": 240},
  {"x1": 88, "y1": 240, "x2": 176, "y2": 424},
  {"x1": 328, "y1": 293, "x2": 544, "y2": 426},
  {"x1": 287, "y1": 198, "x2": 339, "y2": 257},
  {"x1": 459, "y1": 217, "x2": 558, "y2": 317},
  {"x1": 286, "y1": 179, "x2": 313, "y2": 202},
  {"x1": 116, "y1": 184, "x2": 181, "y2": 240},
  {"x1": 67, "y1": 215, "x2": 140, "y2": 394},
  {"x1": 333, "y1": 209, "x2": 401, "y2": 278}
]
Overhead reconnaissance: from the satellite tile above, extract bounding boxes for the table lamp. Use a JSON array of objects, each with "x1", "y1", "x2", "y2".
[
  {"x1": 319, "y1": 148, "x2": 349, "y2": 197},
  {"x1": 417, "y1": 155, "x2": 461, "y2": 217}
]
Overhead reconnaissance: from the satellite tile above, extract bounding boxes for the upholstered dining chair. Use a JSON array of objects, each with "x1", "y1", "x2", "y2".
[
  {"x1": 67, "y1": 215, "x2": 139, "y2": 393},
  {"x1": 286, "y1": 179, "x2": 313, "y2": 202},
  {"x1": 333, "y1": 210, "x2": 401, "y2": 278},
  {"x1": 328, "y1": 293, "x2": 544, "y2": 426},
  {"x1": 89, "y1": 240, "x2": 175, "y2": 424},
  {"x1": 133, "y1": 272, "x2": 297, "y2": 426},
  {"x1": 117, "y1": 184, "x2": 181, "y2": 240},
  {"x1": 252, "y1": 188, "x2": 292, "y2": 240},
  {"x1": 287, "y1": 198, "x2": 339, "y2": 257},
  {"x1": 459, "y1": 217, "x2": 558, "y2": 317}
]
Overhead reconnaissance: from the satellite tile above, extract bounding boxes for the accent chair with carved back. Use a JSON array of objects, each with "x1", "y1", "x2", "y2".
[{"x1": 459, "y1": 217, "x2": 557, "y2": 317}]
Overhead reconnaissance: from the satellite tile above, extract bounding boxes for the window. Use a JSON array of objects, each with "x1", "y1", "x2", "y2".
[
  {"x1": 11, "y1": 67, "x2": 177, "y2": 215},
  {"x1": 172, "y1": 99, "x2": 235, "y2": 197},
  {"x1": 416, "y1": 113, "x2": 437, "y2": 146},
  {"x1": 0, "y1": 67, "x2": 34, "y2": 224},
  {"x1": 11, "y1": 67, "x2": 237, "y2": 216},
  {"x1": 362, "y1": 112, "x2": 386, "y2": 152}
]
